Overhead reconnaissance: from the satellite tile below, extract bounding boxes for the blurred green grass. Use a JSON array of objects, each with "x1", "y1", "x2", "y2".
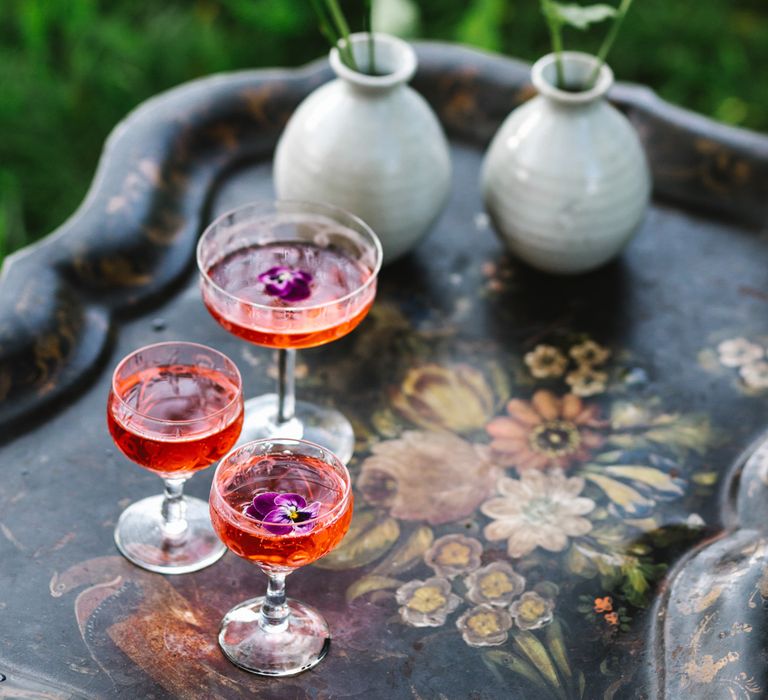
[{"x1": 1, "y1": 0, "x2": 766, "y2": 262}]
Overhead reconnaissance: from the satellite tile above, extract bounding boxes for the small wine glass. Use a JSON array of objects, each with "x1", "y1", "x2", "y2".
[
  {"x1": 197, "y1": 200, "x2": 382, "y2": 464},
  {"x1": 209, "y1": 438, "x2": 353, "y2": 676},
  {"x1": 107, "y1": 341, "x2": 244, "y2": 574}
]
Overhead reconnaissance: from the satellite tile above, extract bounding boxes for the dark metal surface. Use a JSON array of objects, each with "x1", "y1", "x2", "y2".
[{"x1": 1, "y1": 43, "x2": 768, "y2": 699}]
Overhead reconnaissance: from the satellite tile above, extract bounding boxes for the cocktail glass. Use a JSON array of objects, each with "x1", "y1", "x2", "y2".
[
  {"x1": 197, "y1": 200, "x2": 382, "y2": 464},
  {"x1": 209, "y1": 438, "x2": 353, "y2": 676},
  {"x1": 107, "y1": 341, "x2": 244, "y2": 574}
]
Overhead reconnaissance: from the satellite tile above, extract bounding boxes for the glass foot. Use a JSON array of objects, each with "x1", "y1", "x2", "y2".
[
  {"x1": 240, "y1": 393, "x2": 354, "y2": 464},
  {"x1": 218, "y1": 597, "x2": 331, "y2": 676},
  {"x1": 114, "y1": 495, "x2": 226, "y2": 574}
]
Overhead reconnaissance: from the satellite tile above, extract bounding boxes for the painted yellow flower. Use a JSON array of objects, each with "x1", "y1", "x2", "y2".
[
  {"x1": 456, "y1": 604, "x2": 513, "y2": 647},
  {"x1": 424, "y1": 534, "x2": 483, "y2": 579},
  {"x1": 509, "y1": 591, "x2": 555, "y2": 630},
  {"x1": 570, "y1": 340, "x2": 611, "y2": 367},
  {"x1": 486, "y1": 390, "x2": 604, "y2": 471},
  {"x1": 524, "y1": 345, "x2": 567, "y2": 379},
  {"x1": 481, "y1": 471, "x2": 595, "y2": 558},
  {"x1": 565, "y1": 366, "x2": 608, "y2": 397},
  {"x1": 464, "y1": 561, "x2": 525, "y2": 607},
  {"x1": 395, "y1": 577, "x2": 461, "y2": 627},
  {"x1": 391, "y1": 363, "x2": 497, "y2": 434}
]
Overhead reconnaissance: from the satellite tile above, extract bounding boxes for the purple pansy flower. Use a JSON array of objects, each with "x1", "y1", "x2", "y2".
[
  {"x1": 245, "y1": 492, "x2": 322, "y2": 535},
  {"x1": 258, "y1": 266, "x2": 313, "y2": 302}
]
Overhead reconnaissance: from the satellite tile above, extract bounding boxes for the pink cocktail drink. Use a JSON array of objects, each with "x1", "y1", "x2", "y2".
[
  {"x1": 107, "y1": 342, "x2": 243, "y2": 574},
  {"x1": 210, "y1": 438, "x2": 353, "y2": 676},
  {"x1": 108, "y1": 364, "x2": 243, "y2": 475},
  {"x1": 203, "y1": 241, "x2": 375, "y2": 349},
  {"x1": 210, "y1": 451, "x2": 353, "y2": 569},
  {"x1": 197, "y1": 201, "x2": 382, "y2": 463}
]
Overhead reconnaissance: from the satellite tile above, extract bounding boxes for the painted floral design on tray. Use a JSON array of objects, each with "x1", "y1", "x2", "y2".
[
  {"x1": 322, "y1": 334, "x2": 723, "y2": 698},
  {"x1": 700, "y1": 336, "x2": 768, "y2": 393}
]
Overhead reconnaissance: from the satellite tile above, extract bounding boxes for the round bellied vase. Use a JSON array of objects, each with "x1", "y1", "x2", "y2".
[
  {"x1": 481, "y1": 51, "x2": 651, "y2": 274},
  {"x1": 274, "y1": 33, "x2": 451, "y2": 265}
]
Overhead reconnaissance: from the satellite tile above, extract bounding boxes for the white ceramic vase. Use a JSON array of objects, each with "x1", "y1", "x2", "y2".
[
  {"x1": 481, "y1": 52, "x2": 651, "y2": 274},
  {"x1": 274, "y1": 33, "x2": 451, "y2": 264}
]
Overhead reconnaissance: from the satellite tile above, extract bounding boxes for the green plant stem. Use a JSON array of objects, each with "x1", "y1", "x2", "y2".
[
  {"x1": 309, "y1": 0, "x2": 340, "y2": 48},
  {"x1": 588, "y1": 0, "x2": 634, "y2": 86},
  {"x1": 549, "y1": 22, "x2": 565, "y2": 88},
  {"x1": 364, "y1": 0, "x2": 376, "y2": 74},
  {"x1": 541, "y1": 0, "x2": 565, "y2": 88},
  {"x1": 325, "y1": 0, "x2": 359, "y2": 71}
]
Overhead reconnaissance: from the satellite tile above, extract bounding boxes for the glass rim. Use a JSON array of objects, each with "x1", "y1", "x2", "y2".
[
  {"x1": 110, "y1": 340, "x2": 243, "y2": 425},
  {"x1": 196, "y1": 199, "x2": 383, "y2": 313},
  {"x1": 211, "y1": 437, "x2": 353, "y2": 530}
]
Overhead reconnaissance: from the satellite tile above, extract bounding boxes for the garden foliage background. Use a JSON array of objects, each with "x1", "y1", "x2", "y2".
[{"x1": 0, "y1": 0, "x2": 766, "y2": 263}]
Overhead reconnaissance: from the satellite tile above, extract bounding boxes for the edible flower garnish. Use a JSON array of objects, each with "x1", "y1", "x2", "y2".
[
  {"x1": 245, "y1": 492, "x2": 321, "y2": 534},
  {"x1": 258, "y1": 266, "x2": 313, "y2": 302}
]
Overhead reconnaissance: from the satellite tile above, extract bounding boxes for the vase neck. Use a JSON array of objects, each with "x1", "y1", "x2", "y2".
[
  {"x1": 330, "y1": 32, "x2": 416, "y2": 94},
  {"x1": 531, "y1": 52, "x2": 613, "y2": 107}
]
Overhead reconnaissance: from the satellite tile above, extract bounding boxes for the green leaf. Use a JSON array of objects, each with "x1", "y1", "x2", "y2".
[
  {"x1": 583, "y1": 473, "x2": 654, "y2": 515},
  {"x1": 601, "y1": 465, "x2": 685, "y2": 495},
  {"x1": 372, "y1": 0, "x2": 420, "y2": 37},
  {"x1": 484, "y1": 650, "x2": 551, "y2": 693},
  {"x1": 545, "y1": 620, "x2": 572, "y2": 680},
  {"x1": 346, "y1": 575, "x2": 402, "y2": 602},
  {"x1": 643, "y1": 415, "x2": 712, "y2": 455},
  {"x1": 512, "y1": 631, "x2": 562, "y2": 693},
  {"x1": 544, "y1": 2, "x2": 617, "y2": 30},
  {"x1": 314, "y1": 511, "x2": 400, "y2": 570},
  {"x1": 692, "y1": 471, "x2": 718, "y2": 486},
  {"x1": 372, "y1": 525, "x2": 434, "y2": 576}
]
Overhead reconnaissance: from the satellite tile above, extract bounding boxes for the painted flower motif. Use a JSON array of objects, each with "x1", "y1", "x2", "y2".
[
  {"x1": 391, "y1": 364, "x2": 496, "y2": 433},
  {"x1": 570, "y1": 340, "x2": 611, "y2": 367},
  {"x1": 464, "y1": 561, "x2": 525, "y2": 607},
  {"x1": 245, "y1": 492, "x2": 321, "y2": 535},
  {"x1": 509, "y1": 591, "x2": 555, "y2": 631},
  {"x1": 594, "y1": 596, "x2": 613, "y2": 614},
  {"x1": 481, "y1": 471, "x2": 595, "y2": 558},
  {"x1": 604, "y1": 612, "x2": 619, "y2": 626},
  {"x1": 456, "y1": 604, "x2": 513, "y2": 647},
  {"x1": 486, "y1": 390, "x2": 604, "y2": 471},
  {"x1": 358, "y1": 431, "x2": 499, "y2": 525},
  {"x1": 258, "y1": 266, "x2": 313, "y2": 302},
  {"x1": 717, "y1": 338, "x2": 764, "y2": 367},
  {"x1": 524, "y1": 345, "x2": 567, "y2": 379},
  {"x1": 739, "y1": 361, "x2": 768, "y2": 389},
  {"x1": 565, "y1": 366, "x2": 608, "y2": 397},
  {"x1": 424, "y1": 534, "x2": 483, "y2": 579},
  {"x1": 395, "y1": 577, "x2": 461, "y2": 627}
]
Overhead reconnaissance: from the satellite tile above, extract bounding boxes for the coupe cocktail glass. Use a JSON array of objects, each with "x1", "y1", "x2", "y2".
[
  {"x1": 209, "y1": 438, "x2": 353, "y2": 676},
  {"x1": 107, "y1": 341, "x2": 244, "y2": 574},
  {"x1": 197, "y1": 200, "x2": 382, "y2": 464}
]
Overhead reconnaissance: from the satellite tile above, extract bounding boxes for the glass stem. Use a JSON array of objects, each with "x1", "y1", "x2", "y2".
[
  {"x1": 259, "y1": 571, "x2": 290, "y2": 633},
  {"x1": 160, "y1": 477, "x2": 188, "y2": 542},
  {"x1": 276, "y1": 348, "x2": 296, "y2": 424}
]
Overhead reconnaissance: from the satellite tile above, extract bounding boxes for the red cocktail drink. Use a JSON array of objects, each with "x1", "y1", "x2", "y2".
[
  {"x1": 197, "y1": 202, "x2": 382, "y2": 463},
  {"x1": 108, "y1": 342, "x2": 243, "y2": 574},
  {"x1": 210, "y1": 438, "x2": 353, "y2": 676},
  {"x1": 210, "y1": 452, "x2": 352, "y2": 568},
  {"x1": 108, "y1": 365, "x2": 243, "y2": 475},
  {"x1": 203, "y1": 241, "x2": 375, "y2": 349}
]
